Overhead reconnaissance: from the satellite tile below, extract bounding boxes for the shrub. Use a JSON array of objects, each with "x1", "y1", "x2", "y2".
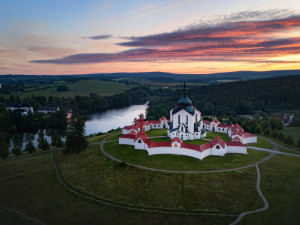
[
  {"x1": 25, "y1": 141, "x2": 36, "y2": 153},
  {"x1": 12, "y1": 147, "x2": 22, "y2": 156}
]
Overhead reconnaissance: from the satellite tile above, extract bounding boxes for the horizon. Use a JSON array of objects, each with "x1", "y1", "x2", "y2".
[{"x1": 1, "y1": 0, "x2": 300, "y2": 75}]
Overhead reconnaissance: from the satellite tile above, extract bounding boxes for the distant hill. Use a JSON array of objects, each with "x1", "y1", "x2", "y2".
[{"x1": 1, "y1": 69, "x2": 300, "y2": 84}]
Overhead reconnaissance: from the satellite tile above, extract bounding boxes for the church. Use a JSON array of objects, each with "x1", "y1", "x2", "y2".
[
  {"x1": 168, "y1": 82, "x2": 206, "y2": 140},
  {"x1": 119, "y1": 82, "x2": 257, "y2": 160}
]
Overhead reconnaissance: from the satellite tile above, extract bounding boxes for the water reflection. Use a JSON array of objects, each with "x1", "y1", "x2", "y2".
[
  {"x1": 8, "y1": 103, "x2": 148, "y2": 151},
  {"x1": 84, "y1": 103, "x2": 148, "y2": 136}
]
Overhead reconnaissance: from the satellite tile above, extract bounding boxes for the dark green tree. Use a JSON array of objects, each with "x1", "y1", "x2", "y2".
[
  {"x1": 263, "y1": 127, "x2": 271, "y2": 136},
  {"x1": 64, "y1": 115, "x2": 88, "y2": 154},
  {"x1": 25, "y1": 141, "x2": 36, "y2": 153},
  {"x1": 284, "y1": 135, "x2": 295, "y2": 146},
  {"x1": 0, "y1": 132, "x2": 9, "y2": 158},
  {"x1": 51, "y1": 134, "x2": 64, "y2": 148},
  {"x1": 277, "y1": 132, "x2": 285, "y2": 141},
  {"x1": 12, "y1": 147, "x2": 22, "y2": 156},
  {"x1": 254, "y1": 125, "x2": 262, "y2": 134}
]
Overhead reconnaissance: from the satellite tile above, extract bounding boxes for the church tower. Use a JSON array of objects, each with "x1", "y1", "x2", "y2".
[{"x1": 168, "y1": 81, "x2": 205, "y2": 140}]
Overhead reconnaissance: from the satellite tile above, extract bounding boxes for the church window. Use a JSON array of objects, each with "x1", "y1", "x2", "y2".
[
  {"x1": 178, "y1": 115, "x2": 180, "y2": 123},
  {"x1": 195, "y1": 114, "x2": 198, "y2": 122},
  {"x1": 181, "y1": 126, "x2": 184, "y2": 132},
  {"x1": 186, "y1": 115, "x2": 188, "y2": 123},
  {"x1": 138, "y1": 139, "x2": 142, "y2": 143},
  {"x1": 216, "y1": 145, "x2": 220, "y2": 149}
]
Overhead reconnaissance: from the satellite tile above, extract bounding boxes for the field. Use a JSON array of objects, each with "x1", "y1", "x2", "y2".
[
  {"x1": 248, "y1": 137, "x2": 273, "y2": 149},
  {"x1": 16, "y1": 80, "x2": 136, "y2": 98},
  {"x1": 282, "y1": 126, "x2": 300, "y2": 143},
  {"x1": 0, "y1": 133, "x2": 300, "y2": 225}
]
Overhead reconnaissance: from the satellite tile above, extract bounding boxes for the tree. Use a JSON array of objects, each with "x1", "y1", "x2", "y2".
[
  {"x1": 254, "y1": 125, "x2": 262, "y2": 134},
  {"x1": 40, "y1": 139, "x2": 50, "y2": 151},
  {"x1": 25, "y1": 141, "x2": 36, "y2": 153},
  {"x1": 264, "y1": 127, "x2": 271, "y2": 136},
  {"x1": 270, "y1": 129, "x2": 278, "y2": 138},
  {"x1": 64, "y1": 115, "x2": 88, "y2": 154},
  {"x1": 12, "y1": 147, "x2": 22, "y2": 156},
  {"x1": 0, "y1": 132, "x2": 9, "y2": 159},
  {"x1": 284, "y1": 135, "x2": 295, "y2": 146},
  {"x1": 277, "y1": 132, "x2": 285, "y2": 141},
  {"x1": 51, "y1": 134, "x2": 64, "y2": 148},
  {"x1": 269, "y1": 118, "x2": 283, "y2": 130}
]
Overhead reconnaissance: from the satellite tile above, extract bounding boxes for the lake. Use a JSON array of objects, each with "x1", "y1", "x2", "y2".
[{"x1": 8, "y1": 103, "x2": 148, "y2": 151}]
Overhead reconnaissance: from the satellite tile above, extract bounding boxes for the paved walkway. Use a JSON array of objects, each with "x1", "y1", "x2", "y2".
[
  {"x1": 259, "y1": 136, "x2": 300, "y2": 154},
  {"x1": 249, "y1": 146, "x2": 300, "y2": 157},
  {"x1": 229, "y1": 164, "x2": 269, "y2": 225},
  {"x1": 0, "y1": 206, "x2": 48, "y2": 225}
]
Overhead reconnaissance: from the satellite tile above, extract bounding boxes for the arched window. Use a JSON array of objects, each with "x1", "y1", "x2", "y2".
[
  {"x1": 181, "y1": 126, "x2": 184, "y2": 132},
  {"x1": 195, "y1": 114, "x2": 198, "y2": 122},
  {"x1": 178, "y1": 115, "x2": 180, "y2": 124},
  {"x1": 186, "y1": 115, "x2": 188, "y2": 123},
  {"x1": 138, "y1": 139, "x2": 142, "y2": 143},
  {"x1": 216, "y1": 145, "x2": 220, "y2": 149}
]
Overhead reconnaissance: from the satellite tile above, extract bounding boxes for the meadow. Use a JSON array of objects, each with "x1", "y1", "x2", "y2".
[{"x1": 17, "y1": 79, "x2": 136, "y2": 98}]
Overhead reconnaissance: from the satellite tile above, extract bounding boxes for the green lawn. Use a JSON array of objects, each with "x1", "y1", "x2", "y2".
[
  {"x1": 240, "y1": 155, "x2": 300, "y2": 225},
  {"x1": 282, "y1": 126, "x2": 300, "y2": 142},
  {"x1": 0, "y1": 151, "x2": 231, "y2": 225},
  {"x1": 205, "y1": 132, "x2": 231, "y2": 141},
  {"x1": 58, "y1": 145, "x2": 262, "y2": 213},
  {"x1": 18, "y1": 80, "x2": 136, "y2": 98},
  {"x1": 146, "y1": 129, "x2": 167, "y2": 137},
  {"x1": 248, "y1": 137, "x2": 273, "y2": 149},
  {"x1": 87, "y1": 131, "x2": 120, "y2": 143},
  {"x1": 106, "y1": 132, "x2": 123, "y2": 141},
  {"x1": 105, "y1": 142, "x2": 268, "y2": 171}
]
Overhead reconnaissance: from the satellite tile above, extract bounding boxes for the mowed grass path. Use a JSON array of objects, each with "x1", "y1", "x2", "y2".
[
  {"x1": 0, "y1": 151, "x2": 230, "y2": 225},
  {"x1": 58, "y1": 145, "x2": 262, "y2": 213},
  {"x1": 20, "y1": 80, "x2": 136, "y2": 98}
]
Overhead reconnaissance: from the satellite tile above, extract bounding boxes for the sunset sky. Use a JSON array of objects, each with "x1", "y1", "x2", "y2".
[{"x1": 1, "y1": 0, "x2": 300, "y2": 75}]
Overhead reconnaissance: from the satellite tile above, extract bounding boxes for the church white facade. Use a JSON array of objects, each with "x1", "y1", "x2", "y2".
[{"x1": 168, "y1": 82, "x2": 206, "y2": 140}]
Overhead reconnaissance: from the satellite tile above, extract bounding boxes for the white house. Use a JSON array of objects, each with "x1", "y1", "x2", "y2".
[{"x1": 37, "y1": 106, "x2": 60, "y2": 114}]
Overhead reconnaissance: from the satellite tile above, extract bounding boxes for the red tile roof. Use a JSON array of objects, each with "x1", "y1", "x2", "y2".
[
  {"x1": 213, "y1": 118, "x2": 219, "y2": 124},
  {"x1": 172, "y1": 137, "x2": 182, "y2": 143},
  {"x1": 148, "y1": 120, "x2": 161, "y2": 124},
  {"x1": 159, "y1": 116, "x2": 169, "y2": 121},
  {"x1": 181, "y1": 143, "x2": 201, "y2": 151},
  {"x1": 146, "y1": 140, "x2": 172, "y2": 148},
  {"x1": 232, "y1": 137, "x2": 241, "y2": 142},
  {"x1": 217, "y1": 124, "x2": 232, "y2": 128},
  {"x1": 203, "y1": 120, "x2": 211, "y2": 125},
  {"x1": 242, "y1": 132, "x2": 256, "y2": 138},
  {"x1": 120, "y1": 132, "x2": 136, "y2": 139},
  {"x1": 200, "y1": 142, "x2": 212, "y2": 152},
  {"x1": 210, "y1": 136, "x2": 226, "y2": 148},
  {"x1": 226, "y1": 141, "x2": 245, "y2": 147}
]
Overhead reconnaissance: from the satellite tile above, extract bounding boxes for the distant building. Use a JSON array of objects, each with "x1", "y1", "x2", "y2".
[
  {"x1": 270, "y1": 113, "x2": 294, "y2": 126},
  {"x1": 67, "y1": 108, "x2": 73, "y2": 119},
  {"x1": 6, "y1": 103, "x2": 33, "y2": 115},
  {"x1": 37, "y1": 106, "x2": 60, "y2": 114}
]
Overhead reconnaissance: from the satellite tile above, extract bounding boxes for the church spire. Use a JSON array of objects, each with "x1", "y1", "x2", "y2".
[{"x1": 183, "y1": 79, "x2": 187, "y2": 97}]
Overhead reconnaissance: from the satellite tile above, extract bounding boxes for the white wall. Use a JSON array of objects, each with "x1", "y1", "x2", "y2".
[
  {"x1": 242, "y1": 136, "x2": 257, "y2": 144},
  {"x1": 119, "y1": 138, "x2": 134, "y2": 145}
]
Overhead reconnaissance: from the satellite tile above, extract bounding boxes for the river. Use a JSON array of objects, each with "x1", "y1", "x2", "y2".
[{"x1": 8, "y1": 103, "x2": 148, "y2": 151}]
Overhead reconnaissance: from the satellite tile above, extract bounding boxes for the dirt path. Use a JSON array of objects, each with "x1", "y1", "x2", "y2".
[{"x1": 0, "y1": 206, "x2": 48, "y2": 225}]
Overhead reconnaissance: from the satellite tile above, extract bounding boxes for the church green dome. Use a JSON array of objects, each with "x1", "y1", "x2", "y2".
[{"x1": 172, "y1": 81, "x2": 195, "y2": 115}]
